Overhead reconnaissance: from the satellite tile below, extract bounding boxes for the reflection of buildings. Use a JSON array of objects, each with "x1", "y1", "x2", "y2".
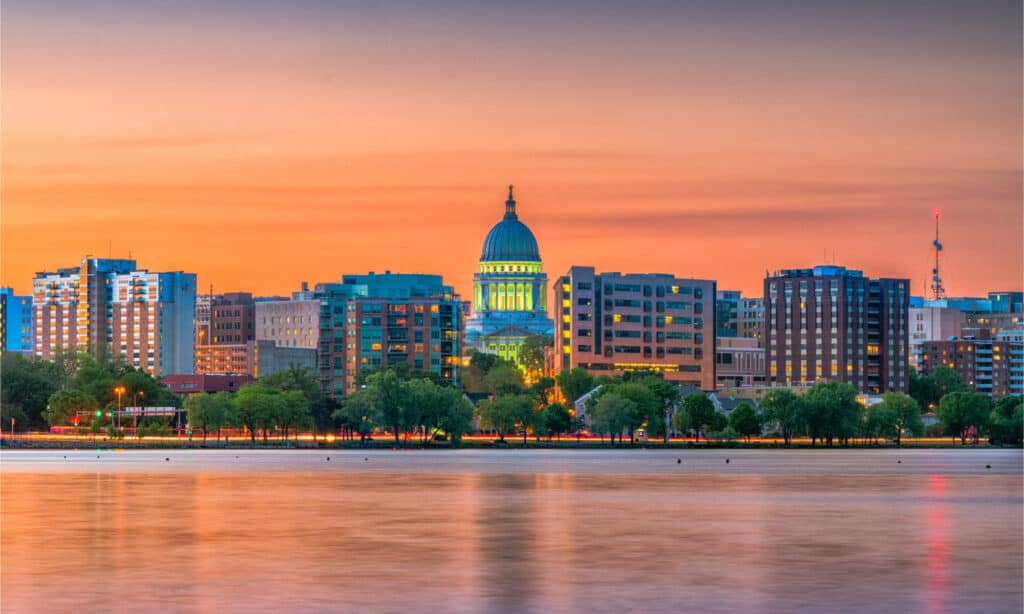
[
  {"x1": 553, "y1": 266, "x2": 717, "y2": 389},
  {"x1": 765, "y1": 265, "x2": 909, "y2": 394},
  {"x1": 32, "y1": 257, "x2": 196, "y2": 375},
  {"x1": 465, "y1": 186, "x2": 554, "y2": 365}
]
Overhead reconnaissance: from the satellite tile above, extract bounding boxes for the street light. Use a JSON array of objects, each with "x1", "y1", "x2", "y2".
[
  {"x1": 133, "y1": 390, "x2": 145, "y2": 437},
  {"x1": 114, "y1": 385, "x2": 126, "y2": 431}
]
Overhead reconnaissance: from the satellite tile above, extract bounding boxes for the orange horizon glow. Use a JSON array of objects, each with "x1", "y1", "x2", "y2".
[{"x1": 2, "y1": 2, "x2": 1021, "y2": 300}]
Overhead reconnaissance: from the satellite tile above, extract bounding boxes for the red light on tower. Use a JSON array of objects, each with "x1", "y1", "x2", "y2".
[{"x1": 933, "y1": 208, "x2": 942, "y2": 218}]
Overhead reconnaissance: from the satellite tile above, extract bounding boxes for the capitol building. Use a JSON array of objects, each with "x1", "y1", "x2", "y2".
[{"x1": 465, "y1": 186, "x2": 554, "y2": 364}]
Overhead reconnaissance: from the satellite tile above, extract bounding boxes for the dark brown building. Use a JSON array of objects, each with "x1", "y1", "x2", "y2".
[
  {"x1": 918, "y1": 330, "x2": 1023, "y2": 398},
  {"x1": 764, "y1": 266, "x2": 909, "y2": 394},
  {"x1": 195, "y1": 292, "x2": 256, "y2": 374}
]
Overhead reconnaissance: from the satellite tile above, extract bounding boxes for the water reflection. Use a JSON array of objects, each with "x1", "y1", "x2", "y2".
[{"x1": 1, "y1": 450, "x2": 1021, "y2": 613}]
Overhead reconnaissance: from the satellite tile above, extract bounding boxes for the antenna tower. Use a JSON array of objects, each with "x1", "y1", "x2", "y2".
[{"x1": 930, "y1": 209, "x2": 945, "y2": 300}]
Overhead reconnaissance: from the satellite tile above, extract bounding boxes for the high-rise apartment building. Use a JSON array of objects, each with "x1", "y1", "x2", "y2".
[
  {"x1": 764, "y1": 265, "x2": 909, "y2": 394},
  {"x1": 33, "y1": 258, "x2": 196, "y2": 375},
  {"x1": 315, "y1": 273, "x2": 462, "y2": 398},
  {"x1": 918, "y1": 330, "x2": 1023, "y2": 398},
  {"x1": 553, "y1": 267, "x2": 716, "y2": 389},
  {"x1": 1, "y1": 287, "x2": 33, "y2": 354}
]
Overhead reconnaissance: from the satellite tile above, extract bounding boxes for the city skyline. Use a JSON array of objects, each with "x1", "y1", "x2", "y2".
[{"x1": 3, "y1": 0, "x2": 1022, "y2": 300}]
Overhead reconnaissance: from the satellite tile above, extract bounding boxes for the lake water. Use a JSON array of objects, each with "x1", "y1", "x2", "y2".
[{"x1": 2, "y1": 449, "x2": 1021, "y2": 613}]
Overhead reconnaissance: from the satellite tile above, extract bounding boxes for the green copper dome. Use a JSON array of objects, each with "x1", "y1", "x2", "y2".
[{"x1": 480, "y1": 185, "x2": 541, "y2": 262}]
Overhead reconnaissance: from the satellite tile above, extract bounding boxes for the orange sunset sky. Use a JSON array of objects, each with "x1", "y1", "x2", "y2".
[{"x1": 2, "y1": 1, "x2": 1021, "y2": 301}]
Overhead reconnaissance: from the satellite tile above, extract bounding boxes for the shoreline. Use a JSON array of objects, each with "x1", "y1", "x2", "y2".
[{"x1": 2, "y1": 438, "x2": 1017, "y2": 451}]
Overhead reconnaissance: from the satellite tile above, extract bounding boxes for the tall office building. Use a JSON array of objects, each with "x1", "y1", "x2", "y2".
[
  {"x1": 315, "y1": 273, "x2": 462, "y2": 398},
  {"x1": 194, "y1": 292, "x2": 256, "y2": 375},
  {"x1": 553, "y1": 266, "x2": 716, "y2": 389},
  {"x1": 1, "y1": 287, "x2": 33, "y2": 354},
  {"x1": 715, "y1": 290, "x2": 764, "y2": 343},
  {"x1": 465, "y1": 186, "x2": 554, "y2": 365},
  {"x1": 908, "y1": 306, "x2": 963, "y2": 370},
  {"x1": 33, "y1": 257, "x2": 196, "y2": 375},
  {"x1": 764, "y1": 265, "x2": 909, "y2": 393}
]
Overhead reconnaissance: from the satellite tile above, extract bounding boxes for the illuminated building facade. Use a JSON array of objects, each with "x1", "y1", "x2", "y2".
[
  {"x1": 465, "y1": 186, "x2": 554, "y2": 365},
  {"x1": 553, "y1": 266, "x2": 717, "y2": 389},
  {"x1": 315, "y1": 273, "x2": 462, "y2": 398},
  {"x1": 764, "y1": 265, "x2": 909, "y2": 394},
  {"x1": 194, "y1": 292, "x2": 256, "y2": 375},
  {"x1": 918, "y1": 330, "x2": 1023, "y2": 398},
  {"x1": 33, "y1": 258, "x2": 196, "y2": 375}
]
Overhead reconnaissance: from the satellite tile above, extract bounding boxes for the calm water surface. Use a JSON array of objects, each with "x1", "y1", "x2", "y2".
[{"x1": 2, "y1": 449, "x2": 1021, "y2": 613}]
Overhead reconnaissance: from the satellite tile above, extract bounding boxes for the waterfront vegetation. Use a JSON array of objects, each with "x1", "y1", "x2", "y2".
[{"x1": 1, "y1": 349, "x2": 1020, "y2": 448}]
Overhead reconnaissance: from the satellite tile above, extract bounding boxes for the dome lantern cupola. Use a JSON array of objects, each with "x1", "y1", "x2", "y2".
[{"x1": 480, "y1": 185, "x2": 541, "y2": 262}]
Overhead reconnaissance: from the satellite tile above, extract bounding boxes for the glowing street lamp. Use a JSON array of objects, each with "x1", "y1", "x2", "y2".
[
  {"x1": 133, "y1": 390, "x2": 145, "y2": 437},
  {"x1": 114, "y1": 385, "x2": 126, "y2": 430}
]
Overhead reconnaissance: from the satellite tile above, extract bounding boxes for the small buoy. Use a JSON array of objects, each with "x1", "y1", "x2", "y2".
[
  {"x1": 897, "y1": 459, "x2": 902, "y2": 464},
  {"x1": 326, "y1": 457, "x2": 330, "y2": 461},
  {"x1": 677, "y1": 458, "x2": 681, "y2": 464},
  {"x1": 165, "y1": 457, "x2": 170, "y2": 462},
  {"x1": 364, "y1": 457, "x2": 368, "y2": 461},
  {"x1": 986, "y1": 464, "x2": 991, "y2": 469},
  {"x1": 63, "y1": 455, "x2": 67, "y2": 459},
  {"x1": 97, "y1": 455, "x2": 100, "y2": 459},
  {"x1": 725, "y1": 458, "x2": 730, "y2": 464}
]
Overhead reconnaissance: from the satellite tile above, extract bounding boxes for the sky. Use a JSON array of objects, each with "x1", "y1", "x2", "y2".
[{"x1": 2, "y1": 0, "x2": 1021, "y2": 301}]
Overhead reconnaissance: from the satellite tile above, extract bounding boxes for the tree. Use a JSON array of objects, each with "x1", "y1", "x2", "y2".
[
  {"x1": 43, "y1": 389, "x2": 98, "y2": 427},
  {"x1": 601, "y1": 382, "x2": 661, "y2": 441},
  {"x1": 804, "y1": 381, "x2": 862, "y2": 446},
  {"x1": 988, "y1": 395, "x2": 1023, "y2": 445},
  {"x1": 436, "y1": 388, "x2": 475, "y2": 446},
  {"x1": 233, "y1": 385, "x2": 276, "y2": 442},
  {"x1": 672, "y1": 405, "x2": 692, "y2": 436},
  {"x1": 589, "y1": 393, "x2": 636, "y2": 445},
  {"x1": 485, "y1": 365, "x2": 525, "y2": 396},
  {"x1": 184, "y1": 392, "x2": 233, "y2": 441},
  {"x1": 556, "y1": 368, "x2": 597, "y2": 406},
  {"x1": 479, "y1": 394, "x2": 533, "y2": 442},
  {"x1": 938, "y1": 391, "x2": 990, "y2": 445},
  {"x1": 1, "y1": 353, "x2": 60, "y2": 429},
  {"x1": 875, "y1": 392, "x2": 923, "y2": 445},
  {"x1": 261, "y1": 363, "x2": 333, "y2": 439},
  {"x1": 640, "y1": 376, "x2": 680, "y2": 443},
  {"x1": 728, "y1": 403, "x2": 761, "y2": 442},
  {"x1": 365, "y1": 369, "x2": 412, "y2": 445},
  {"x1": 863, "y1": 403, "x2": 899, "y2": 444},
  {"x1": 529, "y1": 377, "x2": 557, "y2": 408},
  {"x1": 760, "y1": 389, "x2": 805, "y2": 446},
  {"x1": 333, "y1": 390, "x2": 376, "y2": 442},
  {"x1": 520, "y1": 334, "x2": 552, "y2": 375},
  {"x1": 542, "y1": 403, "x2": 572, "y2": 440},
  {"x1": 680, "y1": 393, "x2": 716, "y2": 442}
]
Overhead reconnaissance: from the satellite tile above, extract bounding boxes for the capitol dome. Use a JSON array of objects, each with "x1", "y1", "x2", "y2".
[{"x1": 480, "y1": 185, "x2": 541, "y2": 262}]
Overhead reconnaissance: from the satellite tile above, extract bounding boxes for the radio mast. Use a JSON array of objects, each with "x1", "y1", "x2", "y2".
[{"x1": 930, "y1": 209, "x2": 946, "y2": 300}]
